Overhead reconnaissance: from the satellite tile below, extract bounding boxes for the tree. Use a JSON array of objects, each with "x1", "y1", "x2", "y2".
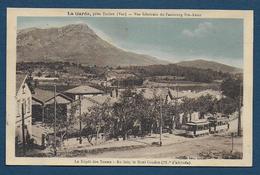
[
  {"x1": 181, "y1": 97, "x2": 197, "y2": 122},
  {"x1": 133, "y1": 90, "x2": 157, "y2": 135},
  {"x1": 81, "y1": 99, "x2": 113, "y2": 145},
  {"x1": 162, "y1": 102, "x2": 177, "y2": 131},
  {"x1": 221, "y1": 76, "x2": 243, "y2": 136},
  {"x1": 216, "y1": 97, "x2": 237, "y2": 115},
  {"x1": 44, "y1": 103, "x2": 77, "y2": 152},
  {"x1": 113, "y1": 89, "x2": 137, "y2": 140},
  {"x1": 195, "y1": 95, "x2": 216, "y2": 118},
  {"x1": 221, "y1": 76, "x2": 243, "y2": 100},
  {"x1": 112, "y1": 88, "x2": 161, "y2": 139}
]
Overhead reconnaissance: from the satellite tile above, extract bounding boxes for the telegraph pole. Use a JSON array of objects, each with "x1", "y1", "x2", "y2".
[
  {"x1": 79, "y1": 95, "x2": 82, "y2": 144},
  {"x1": 237, "y1": 82, "x2": 242, "y2": 136},
  {"x1": 159, "y1": 95, "x2": 163, "y2": 146},
  {"x1": 21, "y1": 103, "x2": 26, "y2": 156},
  {"x1": 174, "y1": 69, "x2": 179, "y2": 130},
  {"x1": 54, "y1": 85, "x2": 57, "y2": 156}
]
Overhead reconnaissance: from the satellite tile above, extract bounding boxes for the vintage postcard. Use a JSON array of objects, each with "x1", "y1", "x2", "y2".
[{"x1": 6, "y1": 8, "x2": 253, "y2": 166}]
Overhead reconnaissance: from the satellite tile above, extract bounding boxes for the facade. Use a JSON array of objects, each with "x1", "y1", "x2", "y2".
[{"x1": 16, "y1": 74, "x2": 32, "y2": 145}]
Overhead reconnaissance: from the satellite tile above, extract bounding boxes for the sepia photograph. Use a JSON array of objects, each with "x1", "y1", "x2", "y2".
[{"x1": 6, "y1": 8, "x2": 253, "y2": 166}]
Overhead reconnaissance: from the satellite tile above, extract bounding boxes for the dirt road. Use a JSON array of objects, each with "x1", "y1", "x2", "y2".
[{"x1": 85, "y1": 135, "x2": 242, "y2": 159}]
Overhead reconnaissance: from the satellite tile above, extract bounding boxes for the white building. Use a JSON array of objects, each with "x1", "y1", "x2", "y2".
[{"x1": 16, "y1": 74, "x2": 32, "y2": 145}]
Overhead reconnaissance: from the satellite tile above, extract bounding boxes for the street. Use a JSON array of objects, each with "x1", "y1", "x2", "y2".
[{"x1": 84, "y1": 134, "x2": 242, "y2": 159}]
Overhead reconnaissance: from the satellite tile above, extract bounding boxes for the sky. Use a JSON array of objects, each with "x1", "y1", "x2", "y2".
[{"x1": 18, "y1": 17, "x2": 243, "y2": 68}]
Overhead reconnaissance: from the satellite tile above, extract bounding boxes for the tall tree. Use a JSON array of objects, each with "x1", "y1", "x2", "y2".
[
  {"x1": 81, "y1": 99, "x2": 113, "y2": 145},
  {"x1": 195, "y1": 95, "x2": 215, "y2": 118},
  {"x1": 181, "y1": 97, "x2": 197, "y2": 122},
  {"x1": 221, "y1": 76, "x2": 243, "y2": 100},
  {"x1": 221, "y1": 76, "x2": 243, "y2": 136}
]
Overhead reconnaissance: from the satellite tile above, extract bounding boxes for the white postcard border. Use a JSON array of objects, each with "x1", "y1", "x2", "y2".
[{"x1": 6, "y1": 8, "x2": 253, "y2": 166}]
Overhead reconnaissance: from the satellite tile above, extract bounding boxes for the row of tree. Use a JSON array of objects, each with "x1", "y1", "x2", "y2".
[
  {"x1": 43, "y1": 77, "x2": 242, "y2": 150},
  {"x1": 45, "y1": 92, "x2": 239, "y2": 147}
]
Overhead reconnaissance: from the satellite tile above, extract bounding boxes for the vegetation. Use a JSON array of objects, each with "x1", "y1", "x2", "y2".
[
  {"x1": 75, "y1": 88, "x2": 239, "y2": 142},
  {"x1": 221, "y1": 76, "x2": 243, "y2": 101},
  {"x1": 111, "y1": 77, "x2": 144, "y2": 87},
  {"x1": 18, "y1": 62, "x2": 243, "y2": 153},
  {"x1": 43, "y1": 102, "x2": 78, "y2": 154},
  {"x1": 18, "y1": 62, "x2": 233, "y2": 86},
  {"x1": 127, "y1": 64, "x2": 231, "y2": 83}
]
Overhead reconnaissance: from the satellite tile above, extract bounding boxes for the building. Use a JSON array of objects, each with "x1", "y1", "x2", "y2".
[
  {"x1": 32, "y1": 88, "x2": 74, "y2": 123},
  {"x1": 16, "y1": 74, "x2": 32, "y2": 145},
  {"x1": 64, "y1": 85, "x2": 104, "y2": 100}
]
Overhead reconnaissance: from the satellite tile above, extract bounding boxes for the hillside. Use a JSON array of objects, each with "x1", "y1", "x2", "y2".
[
  {"x1": 176, "y1": 59, "x2": 242, "y2": 73},
  {"x1": 17, "y1": 24, "x2": 166, "y2": 67}
]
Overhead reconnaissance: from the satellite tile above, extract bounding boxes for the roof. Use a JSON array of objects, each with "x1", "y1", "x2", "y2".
[
  {"x1": 45, "y1": 94, "x2": 73, "y2": 105},
  {"x1": 65, "y1": 85, "x2": 104, "y2": 95},
  {"x1": 32, "y1": 88, "x2": 55, "y2": 103},
  {"x1": 78, "y1": 95, "x2": 118, "y2": 114},
  {"x1": 85, "y1": 95, "x2": 118, "y2": 105},
  {"x1": 32, "y1": 88, "x2": 72, "y2": 104},
  {"x1": 208, "y1": 117, "x2": 229, "y2": 122},
  {"x1": 16, "y1": 74, "x2": 27, "y2": 94},
  {"x1": 186, "y1": 120, "x2": 209, "y2": 125}
]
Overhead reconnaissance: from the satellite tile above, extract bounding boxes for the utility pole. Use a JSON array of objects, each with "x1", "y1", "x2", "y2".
[
  {"x1": 159, "y1": 95, "x2": 163, "y2": 146},
  {"x1": 21, "y1": 103, "x2": 26, "y2": 156},
  {"x1": 79, "y1": 95, "x2": 82, "y2": 144},
  {"x1": 237, "y1": 82, "x2": 242, "y2": 136},
  {"x1": 174, "y1": 68, "x2": 179, "y2": 130},
  {"x1": 54, "y1": 85, "x2": 57, "y2": 156},
  {"x1": 173, "y1": 75, "x2": 179, "y2": 129},
  {"x1": 76, "y1": 62, "x2": 82, "y2": 144},
  {"x1": 175, "y1": 85, "x2": 178, "y2": 130}
]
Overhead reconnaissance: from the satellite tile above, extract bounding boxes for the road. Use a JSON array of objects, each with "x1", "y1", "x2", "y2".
[{"x1": 86, "y1": 134, "x2": 242, "y2": 159}]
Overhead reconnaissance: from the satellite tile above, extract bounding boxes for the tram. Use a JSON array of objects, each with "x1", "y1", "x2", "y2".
[
  {"x1": 185, "y1": 117, "x2": 229, "y2": 137},
  {"x1": 208, "y1": 117, "x2": 229, "y2": 134},
  {"x1": 185, "y1": 120, "x2": 210, "y2": 137}
]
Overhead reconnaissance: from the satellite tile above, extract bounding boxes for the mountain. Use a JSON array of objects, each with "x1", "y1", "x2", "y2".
[
  {"x1": 17, "y1": 24, "x2": 167, "y2": 67},
  {"x1": 176, "y1": 59, "x2": 242, "y2": 73}
]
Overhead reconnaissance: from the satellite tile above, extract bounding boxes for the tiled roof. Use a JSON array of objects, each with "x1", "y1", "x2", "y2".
[
  {"x1": 45, "y1": 93, "x2": 73, "y2": 104},
  {"x1": 65, "y1": 85, "x2": 104, "y2": 95},
  {"x1": 32, "y1": 88, "x2": 56, "y2": 103},
  {"x1": 33, "y1": 88, "x2": 73, "y2": 104}
]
